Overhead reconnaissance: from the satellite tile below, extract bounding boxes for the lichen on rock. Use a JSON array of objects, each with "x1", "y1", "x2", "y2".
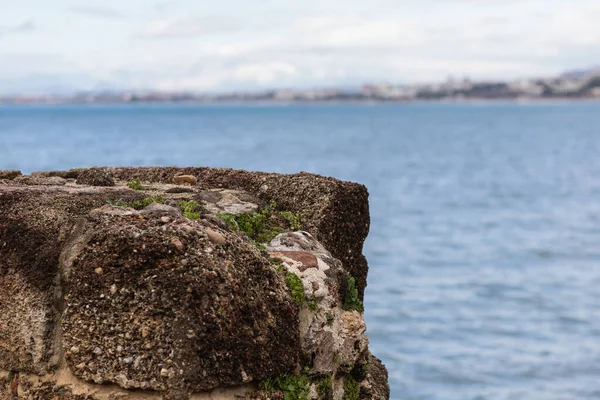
[{"x1": 0, "y1": 166, "x2": 388, "y2": 400}]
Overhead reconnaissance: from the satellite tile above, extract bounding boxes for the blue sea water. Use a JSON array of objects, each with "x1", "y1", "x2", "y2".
[{"x1": 2, "y1": 102, "x2": 600, "y2": 400}]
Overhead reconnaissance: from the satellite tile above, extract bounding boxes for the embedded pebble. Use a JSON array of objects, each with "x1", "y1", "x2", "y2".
[{"x1": 205, "y1": 228, "x2": 226, "y2": 245}]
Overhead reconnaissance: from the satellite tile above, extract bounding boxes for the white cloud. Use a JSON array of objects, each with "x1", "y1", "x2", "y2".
[
  {"x1": 68, "y1": 5, "x2": 126, "y2": 19},
  {"x1": 142, "y1": 17, "x2": 242, "y2": 38},
  {"x1": 0, "y1": 20, "x2": 36, "y2": 38},
  {"x1": 3, "y1": 0, "x2": 600, "y2": 93}
]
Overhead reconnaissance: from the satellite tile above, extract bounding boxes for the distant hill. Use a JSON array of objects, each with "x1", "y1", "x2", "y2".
[{"x1": 561, "y1": 66, "x2": 600, "y2": 80}]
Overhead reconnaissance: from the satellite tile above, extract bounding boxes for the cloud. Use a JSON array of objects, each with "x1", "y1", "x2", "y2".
[
  {"x1": 69, "y1": 5, "x2": 126, "y2": 19},
  {"x1": 154, "y1": 0, "x2": 179, "y2": 13},
  {"x1": 142, "y1": 17, "x2": 244, "y2": 38},
  {"x1": 4, "y1": 0, "x2": 600, "y2": 93},
  {"x1": 0, "y1": 20, "x2": 36, "y2": 38}
]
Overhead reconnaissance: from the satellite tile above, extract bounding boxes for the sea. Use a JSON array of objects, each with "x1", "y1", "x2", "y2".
[{"x1": 1, "y1": 102, "x2": 600, "y2": 400}]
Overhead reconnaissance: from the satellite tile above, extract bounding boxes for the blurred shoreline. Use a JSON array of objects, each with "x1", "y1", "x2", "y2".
[{"x1": 3, "y1": 70, "x2": 600, "y2": 105}]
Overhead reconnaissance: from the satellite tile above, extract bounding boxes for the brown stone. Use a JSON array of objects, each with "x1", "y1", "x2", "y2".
[
  {"x1": 0, "y1": 166, "x2": 385, "y2": 399},
  {"x1": 204, "y1": 228, "x2": 226, "y2": 245},
  {"x1": 173, "y1": 175, "x2": 197, "y2": 186},
  {"x1": 0, "y1": 170, "x2": 22, "y2": 180},
  {"x1": 270, "y1": 251, "x2": 319, "y2": 271}
]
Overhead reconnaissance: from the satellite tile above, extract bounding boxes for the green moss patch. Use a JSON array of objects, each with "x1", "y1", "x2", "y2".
[
  {"x1": 259, "y1": 373, "x2": 310, "y2": 400},
  {"x1": 127, "y1": 177, "x2": 144, "y2": 190},
  {"x1": 342, "y1": 275, "x2": 364, "y2": 313},
  {"x1": 317, "y1": 373, "x2": 333, "y2": 399},
  {"x1": 343, "y1": 375, "x2": 360, "y2": 400},
  {"x1": 178, "y1": 200, "x2": 202, "y2": 220},
  {"x1": 107, "y1": 196, "x2": 165, "y2": 210},
  {"x1": 218, "y1": 200, "x2": 302, "y2": 246},
  {"x1": 285, "y1": 272, "x2": 306, "y2": 305}
]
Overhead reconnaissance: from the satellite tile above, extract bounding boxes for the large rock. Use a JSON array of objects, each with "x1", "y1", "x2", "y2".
[
  {"x1": 62, "y1": 206, "x2": 299, "y2": 391},
  {"x1": 0, "y1": 167, "x2": 387, "y2": 400}
]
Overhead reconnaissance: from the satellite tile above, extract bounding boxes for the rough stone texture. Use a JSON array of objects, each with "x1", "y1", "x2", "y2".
[
  {"x1": 0, "y1": 167, "x2": 387, "y2": 400},
  {"x1": 359, "y1": 354, "x2": 390, "y2": 400},
  {"x1": 85, "y1": 167, "x2": 369, "y2": 299},
  {"x1": 62, "y1": 207, "x2": 298, "y2": 392},
  {"x1": 76, "y1": 167, "x2": 115, "y2": 187},
  {"x1": 0, "y1": 170, "x2": 22, "y2": 180}
]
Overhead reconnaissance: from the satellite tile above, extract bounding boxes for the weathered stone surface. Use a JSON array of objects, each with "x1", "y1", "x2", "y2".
[
  {"x1": 267, "y1": 232, "x2": 367, "y2": 378},
  {"x1": 0, "y1": 170, "x2": 21, "y2": 180},
  {"x1": 198, "y1": 189, "x2": 259, "y2": 215},
  {"x1": 62, "y1": 207, "x2": 299, "y2": 392},
  {"x1": 173, "y1": 175, "x2": 198, "y2": 186},
  {"x1": 99, "y1": 167, "x2": 370, "y2": 299},
  {"x1": 14, "y1": 175, "x2": 67, "y2": 186},
  {"x1": 0, "y1": 166, "x2": 387, "y2": 400},
  {"x1": 139, "y1": 202, "x2": 183, "y2": 218},
  {"x1": 76, "y1": 167, "x2": 115, "y2": 187}
]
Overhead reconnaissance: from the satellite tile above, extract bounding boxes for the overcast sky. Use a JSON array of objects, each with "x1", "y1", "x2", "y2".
[{"x1": 1, "y1": 0, "x2": 600, "y2": 94}]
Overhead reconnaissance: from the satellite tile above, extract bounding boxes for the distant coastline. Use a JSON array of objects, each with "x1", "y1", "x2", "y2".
[{"x1": 2, "y1": 70, "x2": 600, "y2": 105}]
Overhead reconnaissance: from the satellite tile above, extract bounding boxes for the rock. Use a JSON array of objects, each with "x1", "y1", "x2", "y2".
[
  {"x1": 0, "y1": 166, "x2": 386, "y2": 400},
  {"x1": 204, "y1": 228, "x2": 226, "y2": 245},
  {"x1": 200, "y1": 189, "x2": 259, "y2": 215},
  {"x1": 170, "y1": 237, "x2": 184, "y2": 251},
  {"x1": 0, "y1": 170, "x2": 22, "y2": 180},
  {"x1": 267, "y1": 232, "x2": 368, "y2": 378},
  {"x1": 140, "y1": 203, "x2": 182, "y2": 218},
  {"x1": 14, "y1": 175, "x2": 67, "y2": 186},
  {"x1": 173, "y1": 175, "x2": 197, "y2": 186},
  {"x1": 76, "y1": 167, "x2": 115, "y2": 186},
  {"x1": 360, "y1": 353, "x2": 391, "y2": 400},
  {"x1": 166, "y1": 186, "x2": 195, "y2": 193}
]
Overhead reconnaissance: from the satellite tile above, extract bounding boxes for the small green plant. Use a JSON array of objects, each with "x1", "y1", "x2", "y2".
[
  {"x1": 343, "y1": 376, "x2": 360, "y2": 400},
  {"x1": 179, "y1": 200, "x2": 202, "y2": 220},
  {"x1": 130, "y1": 196, "x2": 165, "y2": 210},
  {"x1": 259, "y1": 378, "x2": 276, "y2": 393},
  {"x1": 279, "y1": 211, "x2": 302, "y2": 231},
  {"x1": 107, "y1": 198, "x2": 129, "y2": 207},
  {"x1": 317, "y1": 374, "x2": 333, "y2": 399},
  {"x1": 127, "y1": 177, "x2": 144, "y2": 190},
  {"x1": 235, "y1": 209, "x2": 281, "y2": 243},
  {"x1": 285, "y1": 272, "x2": 305, "y2": 305},
  {"x1": 219, "y1": 214, "x2": 238, "y2": 231},
  {"x1": 326, "y1": 312, "x2": 334, "y2": 326},
  {"x1": 333, "y1": 352, "x2": 342, "y2": 363},
  {"x1": 342, "y1": 275, "x2": 364, "y2": 313},
  {"x1": 308, "y1": 300, "x2": 318, "y2": 312},
  {"x1": 218, "y1": 201, "x2": 302, "y2": 246},
  {"x1": 259, "y1": 374, "x2": 310, "y2": 400}
]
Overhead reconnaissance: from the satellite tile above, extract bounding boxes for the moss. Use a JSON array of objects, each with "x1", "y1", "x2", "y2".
[
  {"x1": 107, "y1": 198, "x2": 129, "y2": 207},
  {"x1": 285, "y1": 272, "x2": 305, "y2": 305},
  {"x1": 178, "y1": 200, "x2": 202, "y2": 220},
  {"x1": 342, "y1": 275, "x2": 364, "y2": 313},
  {"x1": 127, "y1": 177, "x2": 144, "y2": 190},
  {"x1": 308, "y1": 300, "x2": 318, "y2": 312},
  {"x1": 343, "y1": 376, "x2": 360, "y2": 400},
  {"x1": 279, "y1": 210, "x2": 302, "y2": 231},
  {"x1": 219, "y1": 214, "x2": 238, "y2": 231},
  {"x1": 317, "y1": 373, "x2": 333, "y2": 399},
  {"x1": 108, "y1": 196, "x2": 165, "y2": 210},
  {"x1": 235, "y1": 208, "x2": 281, "y2": 243},
  {"x1": 326, "y1": 312, "x2": 334, "y2": 326},
  {"x1": 218, "y1": 201, "x2": 301, "y2": 246},
  {"x1": 130, "y1": 196, "x2": 165, "y2": 210},
  {"x1": 333, "y1": 352, "x2": 342, "y2": 363},
  {"x1": 259, "y1": 374, "x2": 310, "y2": 400}
]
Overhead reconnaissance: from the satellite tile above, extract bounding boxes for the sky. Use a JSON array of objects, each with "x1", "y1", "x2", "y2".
[{"x1": 1, "y1": 0, "x2": 600, "y2": 94}]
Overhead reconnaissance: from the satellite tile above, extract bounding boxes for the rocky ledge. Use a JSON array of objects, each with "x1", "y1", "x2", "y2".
[{"x1": 0, "y1": 167, "x2": 389, "y2": 400}]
